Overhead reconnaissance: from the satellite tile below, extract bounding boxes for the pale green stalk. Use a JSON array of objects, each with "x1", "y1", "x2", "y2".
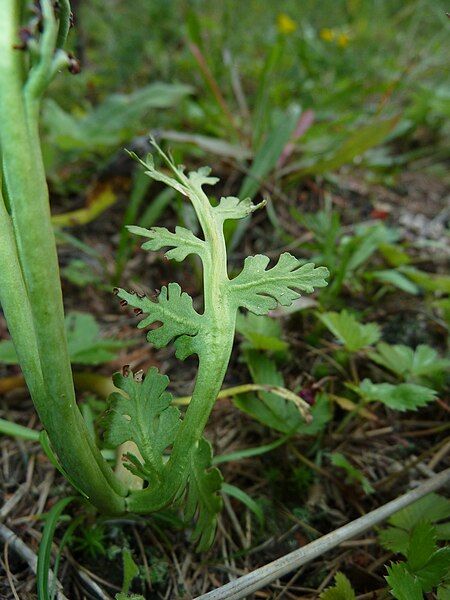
[{"x1": 0, "y1": 0, "x2": 126, "y2": 511}]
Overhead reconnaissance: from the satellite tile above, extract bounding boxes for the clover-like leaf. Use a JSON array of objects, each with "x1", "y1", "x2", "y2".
[
  {"x1": 368, "y1": 342, "x2": 450, "y2": 381},
  {"x1": 184, "y1": 437, "x2": 223, "y2": 551},
  {"x1": 229, "y1": 253, "x2": 329, "y2": 315},
  {"x1": 319, "y1": 572, "x2": 356, "y2": 599},
  {"x1": 407, "y1": 522, "x2": 437, "y2": 572},
  {"x1": 354, "y1": 379, "x2": 437, "y2": 411},
  {"x1": 213, "y1": 196, "x2": 265, "y2": 223},
  {"x1": 319, "y1": 310, "x2": 380, "y2": 352},
  {"x1": 118, "y1": 283, "x2": 203, "y2": 358},
  {"x1": 416, "y1": 547, "x2": 450, "y2": 592},
  {"x1": 385, "y1": 563, "x2": 423, "y2": 600},
  {"x1": 128, "y1": 225, "x2": 206, "y2": 262},
  {"x1": 104, "y1": 368, "x2": 180, "y2": 483}
]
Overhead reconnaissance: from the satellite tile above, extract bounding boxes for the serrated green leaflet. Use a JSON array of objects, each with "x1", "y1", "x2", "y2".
[
  {"x1": 407, "y1": 522, "x2": 438, "y2": 572},
  {"x1": 379, "y1": 493, "x2": 450, "y2": 555},
  {"x1": 379, "y1": 494, "x2": 450, "y2": 598},
  {"x1": 389, "y1": 494, "x2": 450, "y2": 530},
  {"x1": 379, "y1": 526, "x2": 410, "y2": 555},
  {"x1": 319, "y1": 572, "x2": 356, "y2": 599},
  {"x1": 416, "y1": 548, "x2": 450, "y2": 592},
  {"x1": 385, "y1": 563, "x2": 423, "y2": 600},
  {"x1": 354, "y1": 379, "x2": 437, "y2": 412},
  {"x1": 368, "y1": 342, "x2": 450, "y2": 381}
]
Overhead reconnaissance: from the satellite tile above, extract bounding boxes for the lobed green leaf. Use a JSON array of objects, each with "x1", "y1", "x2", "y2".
[
  {"x1": 230, "y1": 253, "x2": 329, "y2": 315},
  {"x1": 128, "y1": 225, "x2": 206, "y2": 262},
  {"x1": 407, "y1": 522, "x2": 437, "y2": 572},
  {"x1": 118, "y1": 283, "x2": 203, "y2": 358},
  {"x1": 104, "y1": 368, "x2": 180, "y2": 483},
  {"x1": 416, "y1": 548, "x2": 450, "y2": 592},
  {"x1": 213, "y1": 196, "x2": 265, "y2": 223},
  {"x1": 388, "y1": 494, "x2": 450, "y2": 531}
]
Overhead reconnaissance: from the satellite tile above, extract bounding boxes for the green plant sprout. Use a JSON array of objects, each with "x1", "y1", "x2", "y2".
[
  {"x1": 0, "y1": 0, "x2": 328, "y2": 550},
  {"x1": 110, "y1": 142, "x2": 329, "y2": 547}
]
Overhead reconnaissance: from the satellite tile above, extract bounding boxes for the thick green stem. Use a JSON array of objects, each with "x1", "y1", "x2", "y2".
[{"x1": 0, "y1": 0, "x2": 126, "y2": 511}]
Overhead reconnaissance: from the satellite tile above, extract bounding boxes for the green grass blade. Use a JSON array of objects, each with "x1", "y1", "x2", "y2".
[
  {"x1": 213, "y1": 434, "x2": 290, "y2": 465},
  {"x1": 37, "y1": 496, "x2": 77, "y2": 600},
  {"x1": 0, "y1": 417, "x2": 40, "y2": 441},
  {"x1": 222, "y1": 483, "x2": 264, "y2": 526}
]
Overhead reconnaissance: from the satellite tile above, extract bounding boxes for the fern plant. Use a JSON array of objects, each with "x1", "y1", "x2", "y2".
[{"x1": 107, "y1": 143, "x2": 329, "y2": 547}]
